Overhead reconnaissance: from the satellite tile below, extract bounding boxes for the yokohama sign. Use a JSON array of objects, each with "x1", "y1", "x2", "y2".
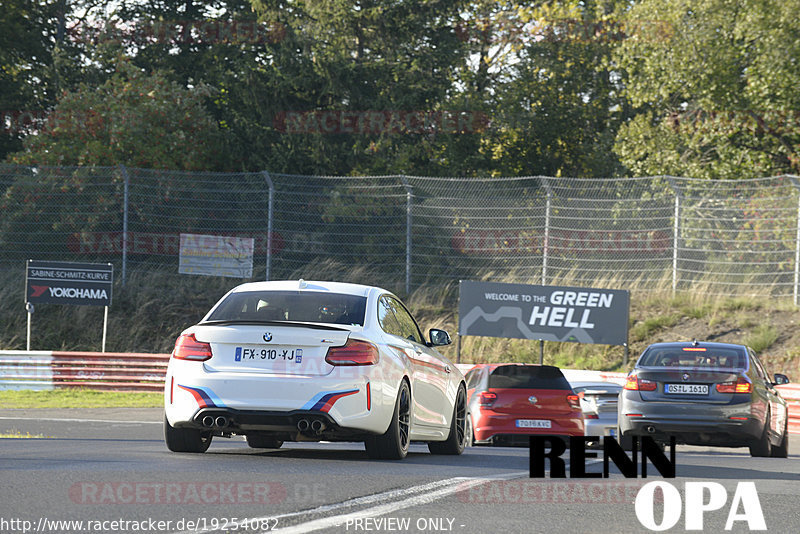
[
  {"x1": 452, "y1": 229, "x2": 671, "y2": 256},
  {"x1": 26, "y1": 260, "x2": 113, "y2": 306}
]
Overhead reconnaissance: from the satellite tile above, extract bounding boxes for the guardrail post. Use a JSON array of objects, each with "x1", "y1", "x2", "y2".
[
  {"x1": 667, "y1": 177, "x2": 682, "y2": 296},
  {"x1": 788, "y1": 176, "x2": 800, "y2": 306},
  {"x1": 400, "y1": 176, "x2": 413, "y2": 295},
  {"x1": 541, "y1": 177, "x2": 553, "y2": 286},
  {"x1": 262, "y1": 171, "x2": 275, "y2": 281}
]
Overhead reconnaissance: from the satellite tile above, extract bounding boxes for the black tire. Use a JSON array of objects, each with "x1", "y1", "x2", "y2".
[
  {"x1": 429, "y1": 385, "x2": 467, "y2": 455},
  {"x1": 365, "y1": 380, "x2": 411, "y2": 460},
  {"x1": 164, "y1": 416, "x2": 212, "y2": 453},
  {"x1": 617, "y1": 427, "x2": 633, "y2": 451},
  {"x1": 749, "y1": 416, "x2": 773, "y2": 457},
  {"x1": 770, "y1": 417, "x2": 789, "y2": 458},
  {"x1": 246, "y1": 434, "x2": 283, "y2": 449}
]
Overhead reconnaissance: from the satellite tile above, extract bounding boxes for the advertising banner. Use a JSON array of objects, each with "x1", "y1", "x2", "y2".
[
  {"x1": 179, "y1": 233, "x2": 254, "y2": 279},
  {"x1": 459, "y1": 280, "x2": 629, "y2": 345}
]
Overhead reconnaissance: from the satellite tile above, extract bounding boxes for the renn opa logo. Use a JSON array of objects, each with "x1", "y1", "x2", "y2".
[{"x1": 530, "y1": 436, "x2": 766, "y2": 531}]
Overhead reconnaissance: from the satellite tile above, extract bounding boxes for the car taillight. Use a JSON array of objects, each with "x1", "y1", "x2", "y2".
[
  {"x1": 716, "y1": 377, "x2": 752, "y2": 394},
  {"x1": 325, "y1": 339, "x2": 379, "y2": 366},
  {"x1": 479, "y1": 391, "x2": 497, "y2": 407},
  {"x1": 172, "y1": 333, "x2": 213, "y2": 361},
  {"x1": 638, "y1": 378, "x2": 657, "y2": 391},
  {"x1": 624, "y1": 374, "x2": 638, "y2": 390},
  {"x1": 624, "y1": 373, "x2": 657, "y2": 391},
  {"x1": 567, "y1": 394, "x2": 581, "y2": 410}
]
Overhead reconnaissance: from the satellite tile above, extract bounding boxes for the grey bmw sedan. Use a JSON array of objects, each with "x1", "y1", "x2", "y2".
[{"x1": 618, "y1": 341, "x2": 789, "y2": 457}]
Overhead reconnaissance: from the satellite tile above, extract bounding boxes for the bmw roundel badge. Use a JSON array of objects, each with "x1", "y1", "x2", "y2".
[{"x1": 264, "y1": 332, "x2": 273, "y2": 342}]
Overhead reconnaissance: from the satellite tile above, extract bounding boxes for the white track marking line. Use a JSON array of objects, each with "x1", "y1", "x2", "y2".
[
  {"x1": 271, "y1": 471, "x2": 528, "y2": 534},
  {"x1": 0, "y1": 416, "x2": 160, "y2": 424},
  {"x1": 172, "y1": 470, "x2": 529, "y2": 534},
  {"x1": 172, "y1": 477, "x2": 471, "y2": 534},
  {"x1": 271, "y1": 479, "x2": 486, "y2": 534}
]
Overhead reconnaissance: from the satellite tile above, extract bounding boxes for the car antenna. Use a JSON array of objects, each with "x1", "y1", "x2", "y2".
[
  {"x1": 692, "y1": 339, "x2": 699, "y2": 346},
  {"x1": 299, "y1": 279, "x2": 307, "y2": 289}
]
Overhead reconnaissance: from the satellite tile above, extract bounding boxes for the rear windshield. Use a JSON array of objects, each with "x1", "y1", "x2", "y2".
[
  {"x1": 488, "y1": 365, "x2": 571, "y2": 390},
  {"x1": 206, "y1": 291, "x2": 367, "y2": 326},
  {"x1": 638, "y1": 347, "x2": 746, "y2": 369}
]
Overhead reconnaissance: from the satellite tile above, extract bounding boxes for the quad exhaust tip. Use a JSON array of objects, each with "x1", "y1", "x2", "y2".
[
  {"x1": 201, "y1": 415, "x2": 230, "y2": 429},
  {"x1": 311, "y1": 420, "x2": 325, "y2": 433},
  {"x1": 297, "y1": 419, "x2": 325, "y2": 434}
]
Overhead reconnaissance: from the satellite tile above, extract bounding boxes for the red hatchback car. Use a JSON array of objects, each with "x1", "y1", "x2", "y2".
[{"x1": 464, "y1": 363, "x2": 584, "y2": 446}]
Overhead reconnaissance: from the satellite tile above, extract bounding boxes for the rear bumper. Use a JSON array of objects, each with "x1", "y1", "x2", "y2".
[
  {"x1": 179, "y1": 407, "x2": 372, "y2": 441},
  {"x1": 472, "y1": 412, "x2": 584, "y2": 445},
  {"x1": 618, "y1": 395, "x2": 761, "y2": 446},
  {"x1": 164, "y1": 358, "x2": 394, "y2": 435}
]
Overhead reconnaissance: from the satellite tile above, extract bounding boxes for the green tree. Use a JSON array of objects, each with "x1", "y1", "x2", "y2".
[
  {"x1": 481, "y1": 1, "x2": 631, "y2": 177},
  {"x1": 429, "y1": 0, "x2": 631, "y2": 178},
  {"x1": 243, "y1": 0, "x2": 471, "y2": 175},
  {"x1": 0, "y1": 1, "x2": 64, "y2": 160},
  {"x1": 614, "y1": 0, "x2": 800, "y2": 178},
  {"x1": 8, "y1": 59, "x2": 223, "y2": 170}
]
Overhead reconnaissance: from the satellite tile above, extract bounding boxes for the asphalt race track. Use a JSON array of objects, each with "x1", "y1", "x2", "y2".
[{"x1": 1, "y1": 408, "x2": 799, "y2": 534}]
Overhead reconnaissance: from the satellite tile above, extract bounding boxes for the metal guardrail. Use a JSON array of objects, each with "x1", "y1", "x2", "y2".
[
  {"x1": 775, "y1": 384, "x2": 800, "y2": 434},
  {"x1": 0, "y1": 350, "x2": 168, "y2": 392}
]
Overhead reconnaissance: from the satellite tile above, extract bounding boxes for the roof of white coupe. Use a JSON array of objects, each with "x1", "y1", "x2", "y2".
[{"x1": 228, "y1": 280, "x2": 383, "y2": 297}]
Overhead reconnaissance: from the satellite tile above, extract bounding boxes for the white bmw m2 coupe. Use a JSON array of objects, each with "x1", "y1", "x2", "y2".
[{"x1": 164, "y1": 280, "x2": 467, "y2": 459}]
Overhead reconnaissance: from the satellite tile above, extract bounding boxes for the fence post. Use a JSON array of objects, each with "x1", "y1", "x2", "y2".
[
  {"x1": 400, "y1": 176, "x2": 413, "y2": 295},
  {"x1": 119, "y1": 165, "x2": 130, "y2": 287},
  {"x1": 541, "y1": 178, "x2": 553, "y2": 286},
  {"x1": 788, "y1": 176, "x2": 800, "y2": 306},
  {"x1": 668, "y1": 177, "x2": 682, "y2": 296},
  {"x1": 262, "y1": 171, "x2": 275, "y2": 281}
]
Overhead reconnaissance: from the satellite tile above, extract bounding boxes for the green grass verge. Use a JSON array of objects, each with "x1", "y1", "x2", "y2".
[{"x1": 0, "y1": 389, "x2": 163, "y2": 409}]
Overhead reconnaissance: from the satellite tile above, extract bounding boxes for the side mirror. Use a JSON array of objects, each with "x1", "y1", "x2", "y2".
[
  {"x1": 428, "y1": 328, "x2": 452, "y2": 347},
  {"x1": 773, "y1": 373, "x2": 790, "y2": 385}
]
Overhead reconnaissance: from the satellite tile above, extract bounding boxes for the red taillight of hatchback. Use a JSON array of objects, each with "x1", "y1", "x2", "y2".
[
  {"x1": 325, "y1": 339, "x2": 379, "y2": 366},
  {"x1": 716, "y1": 377, "x2": 753, "y2": 394},
  {"x1": 478, "y1": 391, "x2": 497, "y2": 408},
  {"x1": 172, "y1": 333, "x2": 213, "y2": 362},
  {"x1": 566, "y1": 393, "x2": 581, "y2": 410},
  {"x1": 624, "y1": 373, "x2": 657, "y2": 391}
]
